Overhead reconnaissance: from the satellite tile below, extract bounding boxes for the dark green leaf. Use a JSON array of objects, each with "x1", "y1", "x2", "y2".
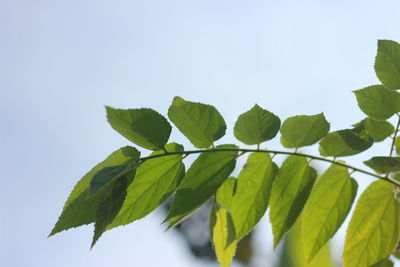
[
  {"x1": 234, "y1": 105, "x2": 280, "y2": 145},
  {"x1": 92, "y1": 176, "x2": 130, "y2": 247},
  {"x1": 374, "y1": 39, "x2": 400, "y2": 90},
  {"x1": 364, "y1": 118, "x2": 394, "y2": 142},
  {"x1": 371, "y1": 259, "x2": 394, "y2": 267},
  {"x1": 269, "y1": 155, "x2": 317, "y2": 247},
  {"x1": 231, "y1": 153, "x2": 276, "y2": 241},
  {"x1": 108, "y1": 143, "x2": 185, "y2": 229},
  {"x1": 49, "y1": 146, "x2": 139, "y2": 236},
  {"x1": 364, "y1": 156, "x2": 400, "y2": 174},
  {"x1": 280, "y1": 113, "x2": 330, "y2": 148},
  {"x1": 395, "y1": 136, "x2": 400, "y2": 155},
  {"x1": 106, "y1": 107, "x2": 171, "y2": 150},
  {"x1": 343, "y1": 181, "x2": 400, "y2": 267},
  {"x1": 354, "y1": 85, "x2": 400, "y2": 120},
  {"x1": 301, "y1": 164, "x2": 358, "y2": 262},
  {"x1": 215, "y1": 177, "x2": 236, "y2": 210},
  {"x1": 168, "y1": 96, "x2": 226, "y2": 148},
  {"x1": 166, "y1": 145, "x2": 237, "y2": 228}
]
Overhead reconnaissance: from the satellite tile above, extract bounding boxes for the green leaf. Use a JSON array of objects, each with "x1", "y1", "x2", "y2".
[
  {"x1": 364, "y1": 156, "x2": 400, "y2": 174},
  {"x1": 210, "y1": 203, "x2": 237, "y2": 267},
  {"x1": 395, "y1": 136, "x2": 400, "y2": 155},
  {"x1": 319, "y1": 128, "x2": 373, "y2": 157},
  {"x1": 108, "y1": 143, "x2": 185, "y2": 229},
  {"x1": 280, "y1": 113, "x2": 330, "y2": 148},
  {"x1": 269, "y1": 155, "x2": 317, "y2": 247},
  {"x1": 49, "y1": 146, "x2": 140, "y2": 236},
  {"x1": 343, "y1": 180, "x2": 400, "y2": 267},
  {"x1": 233, "y1": 104, "x2": 280, "y2": 145},
  {"x1": 231, "y1": 153, "x2": 276, "y2": 241},
  {"x1": 106, "y1": 107, "x2": 171, "y2": 150},
  {"x1": 215, "y1": 177, "x2": 236, "y2": 210},
  {"x1": 374, "y1": 39, "x2": 400, "y2": 90},
  {"x1": 371, "y1": 259, "x2": 394, "y2": 267},
  {"x1": 168, "y1": 96, "x2": 226, "y2": 148},
  {"x1": 92, "y1": 175, "x2": 130, "y2": 247},
  {"x1": 301, "y1": 164, "x2": 358, "y2": 263},
  {"x1": 354, "y1": 85, "x2": 400, "y2": 120},
  {"x1": 166, "y1": 145, "x2": 237, "y2": 228},
  {"x1": 364, "y1": 118, "x2": 394, "y2": 142}
]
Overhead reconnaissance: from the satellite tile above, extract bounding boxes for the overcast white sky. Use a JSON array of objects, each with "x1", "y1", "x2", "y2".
[{"x1": 2, "y1": 1, "x2": 400, "y2": 266}]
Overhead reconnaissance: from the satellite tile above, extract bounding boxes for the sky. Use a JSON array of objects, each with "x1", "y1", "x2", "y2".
[{"x1": 2, "y1": 0, "x2": 400, "y2": 266}]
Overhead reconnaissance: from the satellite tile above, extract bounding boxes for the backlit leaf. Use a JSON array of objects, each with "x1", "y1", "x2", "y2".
[
  {"x1": 49, "y1": 146, "x2": 140, "y2": 236},
  {"x1": 168, "y1": 96, "x2": 226, "y2": 148},
  {"x1": 166, "y1": 145, "x2": 237, "y2": 228},
  {"x1": 374, "y1": 40, "x2": 400, "y2": 90},
  {"x1": 301, "y1": 164, "x2": 358, "y2": 262},
  {"x1": 364, "y1": 156, "x2": 400, "y2": 174},
  {"x1": 364, "y1": 118, "x2": 394, "y2": 142},
  {"x1": 269, "y1": 155, "x2": 317, "y2": 247},
  {"x1": 371, "y1": 259, "x2": 394, "y2": 267},
  {"x1": 234, "y1": 105, "x2": 280, "y2": 145},
  {"x1": 280, "y1": 113, "x2": 330, "y2": 148},
  {"x1": 231, "y1": 153, "x2": 276, "y2": 240},
  {"x1": 354, "y1": 85, "x2": 400, "y2": 120},
  {"x1": 106, "y1": 107, "x2": 171, "y2": 150},
  {"x1": 216, "y1": 177, "x2": 236, "y2": 210},
  {"x1": 343, "y1": 180, "x2": 400, "y2": 267}
]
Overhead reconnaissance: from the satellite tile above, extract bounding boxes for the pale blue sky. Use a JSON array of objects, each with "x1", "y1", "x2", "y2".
[{"x1": 2, "y1": 1, "x2": 400, "y2": 266}]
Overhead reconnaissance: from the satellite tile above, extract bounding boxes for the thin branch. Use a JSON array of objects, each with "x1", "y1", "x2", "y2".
[
  {"x1": 390, "y1": 114, "x2": 400, "y2": 156},
  {"x1": 138, "y1": 147, "x2": 400, "y2": 186}
]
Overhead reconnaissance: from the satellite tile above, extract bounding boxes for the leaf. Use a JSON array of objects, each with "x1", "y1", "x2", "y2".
[
  {"x1": 215, "y1": 177, "x2": 236, "y2": 210},
  {"x1": 49, "y1": 146, "x2": 140, "y2": 236},
  {"x1": 319, "y1": 128, "x2": 373, "y2": 157},
  {"x1": 280, "y1": 113, "x2": 330, "y2": 148},
  {"x1": 374, "y1": 39, "x2": 400, "y2": 90},
  {"x1": 343, "y1": 180, "x2": 400, "y2": 267},
  {"x1": 210, "y1": 203, "x2": 237, "y2": 267},
  {"x1": 395, "y1": 137, "x2": 400, "y2": 155},
  {"x1": 233, "y1": 104, "x2": 280, "y2": 145},
  {"x1": 92, "y1": 176, "x2": 130, "y2": 247},
  {"x1": 231, "y1": 153, "x2": 276, "y2": 241},
  {"x1": 354, "y1": 85, "x2": 400, "y2": 120},
  {"x1": 168, "y1": 96, "x2": 226, "y2": 148},
  {"x1": 364, "y1": 118, "x2": 394, "y2": 142},
  {"x1": 108, "y1": 143, "x2": 185, "y2": 229},
  {"x1": 269, "y1": 155, "x2": 317, "y2": 247},
  {"x1": 165, "y1": 145, "x2": 238, "y2": 228},
  {"x1": 106, "y1": 107, "x2": 171, "y2": 150},
  {"x1": 371, "y1": 259, "x2": 394, "y2": 267},
  {"x1": 301, "y1": 164, "x2": 358, "y2": 263},
  {"x1": 364, "y1": 156, "x2": 400, "y2": 174}
]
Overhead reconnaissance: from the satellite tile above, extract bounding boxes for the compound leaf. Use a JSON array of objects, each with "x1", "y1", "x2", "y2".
[
  {"x1": 269, "y1": 155, "x2": 317, "y2": 247},
  {"x1": 280, "y1": 113, "x2": 330, "y2": 148},
  {"x1": 166, "y1": 145, "x2": 237, "y2": 228},
  {"x1": 106, "y1": 107, "x2": 171, "y2": 150},
  {"x1": 343, "y1": 180, "x2": 400, "y2": 267},
  {"x1": 375, "y1": 40, "x2": 400, "y2": 90},
  {"x1": 108, "y1": 143, "x2": 185, "y2": 229},
  {"x1": 364, "y1": 157, "x2": 400, "y2": 174},
  {"x1": 302, "y1": 164, "x2": 358, "y2": 263},
  {"x1": 231, "y1": 153, "x2": 276, "y2": 241},
  {"x1": 354, "y1": 85, "x2": 400, "y2": 120},
  {"x1": 168, "y1": 96, "x2": 226, "y2": 148},
  {"x1": 234, "y1": 104, "x2": 280, "y2": 145},
  {"x1": 49, "y1": 146, "x2": 140, "y2": 236}
]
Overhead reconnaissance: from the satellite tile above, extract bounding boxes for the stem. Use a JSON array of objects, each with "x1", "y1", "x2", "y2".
[
  {"x1": 390, "y1": 114, "x2": 400, "y2": 156},
  {"x1": 139, "y1": 147, "x2": 400, "y2": 186}
]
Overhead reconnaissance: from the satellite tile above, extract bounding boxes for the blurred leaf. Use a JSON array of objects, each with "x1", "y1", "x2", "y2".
[
  {"x1": 280, "y1": 113, "x2": 330, "y2": 148},
  {"x1": 168, "y1": 96, "x2": 226, "y2": 148},
  {"x1": 371, "y1": 259, "x2": 394, "y2": 267},
  {"x1": 343, "y1": 181, "x2": 400, "y2": 267},
  {"x1": 364, "y1": 156, "x2": 400, "y2": 174},
  {"x1": 354, "y1": 85, "x2": 400, "y2": 120},
  {"x1": 302, "y1": 164, "x2": 357, "y2": 262},
  {"x1": 364, "y1": 118, "x2": 394, "y2": 142},
  {"x1": 269, "y1": 156, "x2": 316, "y2": 247},
  {"x1": 234, "y1": 104, "x2": 280, "y2": 145},
  {"x1": 374, "y1": 39, "x2": 400, "y2": 90},
  {"x1": 49, "y1": 146, "x2": 139, "y2": 236},
  {"x1": 106, "y1": 107, "x2": 171, "y2": 150},
  {"x1": 395, "y1": 137, "x2": 400, "y2": 155},
  {"x1": 166, "y1": 145, "x2": 237, "y2": 228}
]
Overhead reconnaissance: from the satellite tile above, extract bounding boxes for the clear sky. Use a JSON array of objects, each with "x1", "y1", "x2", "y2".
[{"x1": 2, "y1": 0, "x2": 400, "y2": 266}]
